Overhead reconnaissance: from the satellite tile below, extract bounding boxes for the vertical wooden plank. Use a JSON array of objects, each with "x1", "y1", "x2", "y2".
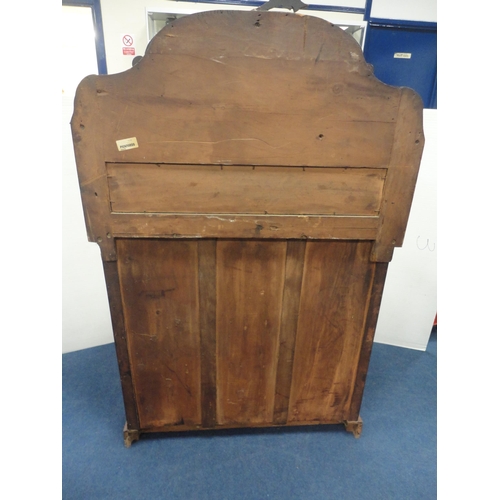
[
  {"x1": 102, "y1": 260, "x2": 140, "y2": 430},
  {"x1": 198, "y1": 239, "x2": 217, "y2": 428},
  {"x1": 273, "y1": 241, "x2": 306, "y2": 425},
  {"x1": 288, "y1": 241, "x2": 375, "y2": 423},
  {"x1": 117, "y1": 239, "x2": 202, "y2": 429},
  {"x1": 347, "y1": 261, "x2": 388, "y2": 421},
  {"x1": 216, "y1": 240, "x2": 287, "y2": 425}
]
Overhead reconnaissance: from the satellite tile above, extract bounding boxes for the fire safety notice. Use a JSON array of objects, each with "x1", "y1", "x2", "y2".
[{"x1": 121, "y1": 34, "x2": 135, "y2": 56}]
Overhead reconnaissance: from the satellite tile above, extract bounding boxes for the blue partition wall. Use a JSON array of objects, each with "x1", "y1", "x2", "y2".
[{"x1": 363, "y1": 23, "x2": 437, "y2": 109}]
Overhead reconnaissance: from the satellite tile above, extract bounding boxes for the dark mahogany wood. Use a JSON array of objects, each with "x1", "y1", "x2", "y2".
[{"x1": 71, "y1": 10, "x2": 424, "y2": 445}]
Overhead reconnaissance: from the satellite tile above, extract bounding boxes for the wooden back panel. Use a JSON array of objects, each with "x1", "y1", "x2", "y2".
[
  {"x1": 116, "y1": 238, "x2": 378, "y2": 430},
  {"x1": 71, "y1": 11, "x2": 423, "y2": 437},
  {"x1": 71, "y1": 10, "x2": 424, "y2": 263}
]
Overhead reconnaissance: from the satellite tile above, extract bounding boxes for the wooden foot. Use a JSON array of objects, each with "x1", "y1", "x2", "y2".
[
  {"x1": 123, "y1": 422, "x2": 140, "y2": 447},
  {"x1": 343, "y1": 416, "x2": 363, "y2": 438}
]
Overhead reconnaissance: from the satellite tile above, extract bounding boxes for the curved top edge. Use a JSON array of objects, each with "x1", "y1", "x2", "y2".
[{"x1": 145, "y1": 10, "x2": 368, "y2": 66}]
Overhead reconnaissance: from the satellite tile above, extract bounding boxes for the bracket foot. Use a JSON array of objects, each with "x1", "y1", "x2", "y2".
[
  {"x1": 343, "y1": 416, "x2": 363, "y2": 438},
  {"x1": 124, "y1": 422, "x2": 140, "y2": 447}
]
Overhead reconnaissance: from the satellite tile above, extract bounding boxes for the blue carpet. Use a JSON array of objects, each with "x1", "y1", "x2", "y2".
[{"x1": 63, "y1": 330, "x2": 436, "y2": 499}]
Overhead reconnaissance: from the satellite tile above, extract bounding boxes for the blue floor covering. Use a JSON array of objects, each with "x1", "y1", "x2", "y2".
[{"x1": 63, "y1": 330, "x2": 436, "y2": 499}]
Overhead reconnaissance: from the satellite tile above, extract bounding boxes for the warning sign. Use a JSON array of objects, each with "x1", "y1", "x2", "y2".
[
  {"x1": 121, "y1": 34, "x2": 136, "y2": 56},
  {"x1": 122, "y1": 35, "x2": 134, "y2": 46}
]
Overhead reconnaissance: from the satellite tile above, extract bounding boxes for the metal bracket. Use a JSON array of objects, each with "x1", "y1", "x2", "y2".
[{"x1": 256, "y1": 0, "x2": 308, "y2": 13}]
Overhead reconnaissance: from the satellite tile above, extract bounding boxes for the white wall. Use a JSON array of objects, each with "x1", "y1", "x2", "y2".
[
  {"x1": 374, "y1": 109, "x2": 437, "y2": 350},
  {"x1": 100, "y1": 0, "x2": 165, "y2": 75},
  {"x1": 62, "y1": 0, "x2": 436, "y2": 352},
  {"x1": 100, "y1": 0, "x2": 365, "y2": 75},
  {"x1": 370, "y1": 0, "x2": 437, "y2": 23},
  {"x1": 62, "y1": 5, "x2": 115, "y2": 353},
  {"x1": 99, "y1": 0, "x2": 438, "y2": 77},
  {"x1": 62, "y1": 97, "x2": 115, "y2": 353},
  {"x1": 305, "y1": 0, "x2": 364, "y2": 7},
  {"x1": 363, "y1": 0, "x2": 438, "y2": 349}
]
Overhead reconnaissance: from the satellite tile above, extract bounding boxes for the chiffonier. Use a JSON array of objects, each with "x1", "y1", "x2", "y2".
[{"x1": 71, "y1": 10, "x2": 424, "y2": 446}]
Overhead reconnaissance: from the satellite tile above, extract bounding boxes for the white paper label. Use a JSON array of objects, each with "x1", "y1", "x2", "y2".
[
  {"x1": 394, "y1": 52, "x2": 412, "y2": 59},
  {"x1": 116, "y1": 137, "x2": 138, "y2": 151}
]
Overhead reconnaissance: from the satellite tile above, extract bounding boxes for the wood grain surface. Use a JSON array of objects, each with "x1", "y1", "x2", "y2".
[
  {"x1": 113, "y1": 238, "x2": 381, "y2": 431},
  {"x1": 198, "y1": 239, "x2": 217, "y2": 428},
  {"x1": 71, "y1": 10, "x2": 424, "y2": 440},
  {"x1": 288, "y1": 241, "x2": 375, "y2": 422},
  {"x1": 273, "y1": 241, "x2": 306, "y2": 424},
  {"x1": 71, "y1": 11, "x2": 422, "y2": 260},
  {"x1": 107, "y1": 163, "x2": 386, "y2": 216},
  {"x1": 117, "y1": 239, "x2": 202, "y2": 428},
  {"x1": 216, "y1": 240, "x2": 287, "y2": 425}
]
